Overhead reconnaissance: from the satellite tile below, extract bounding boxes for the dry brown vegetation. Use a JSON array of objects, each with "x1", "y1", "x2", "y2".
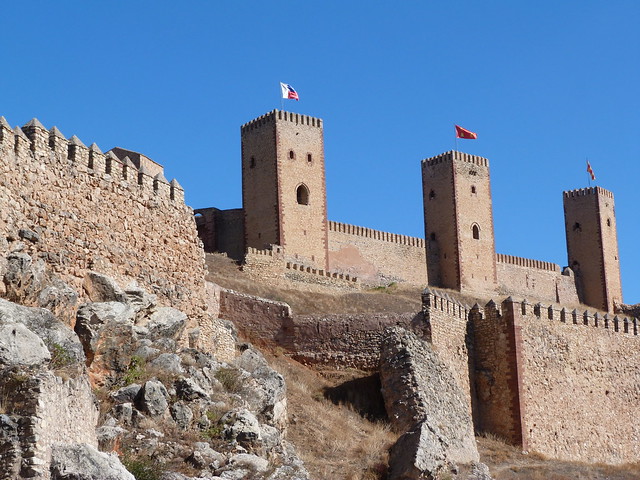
[{"x1": 206, "y1": 252, "x2": 640, "y2": 479}]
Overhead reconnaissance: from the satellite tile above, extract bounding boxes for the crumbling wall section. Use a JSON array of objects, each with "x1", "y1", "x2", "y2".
[{"x1": 1, "y1": 371, "x2": 98, "y2": 479}]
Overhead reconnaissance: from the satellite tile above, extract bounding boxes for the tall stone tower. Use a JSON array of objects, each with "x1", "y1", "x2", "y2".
[
  {"x1": 563, "y1": 186, "x2": 622, "y2": 312},
  {"x1": 421, "y1": 151, "x2": 497, "y2": 294},
  {"x1": 241, "y1": 110, "x2": 328, "y2": 269}
]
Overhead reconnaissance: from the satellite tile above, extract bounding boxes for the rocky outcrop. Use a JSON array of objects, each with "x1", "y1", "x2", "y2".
[
  {"x1": 50, "y1": 443, "x2": 135, "y2": 480},
  {"x1": 380, "y1": 327, "x2": 483, "y2": 480}
]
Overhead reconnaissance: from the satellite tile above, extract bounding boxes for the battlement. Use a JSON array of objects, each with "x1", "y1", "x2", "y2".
[
  {"x1": 421, "y1": 287, "x2": 470, "y2": 321},
  {"x1": 285, "y1": 260, "x2": 358, "y2": 282},
  {"x1": 421, "y1": 150, "x2": 489, "y2": 168},
  {"x1": 496, "y1": 253, "x2": 560, "y2": 272},
  {"x1": 563, "y1": 186, "x2": 614, "y2": 199},
  {"x1": 0, "y1": 116, "x2": 185, "y2": 204},
  {"x1": 328, "y1": 220, "x2": 425, "y2": 248},
  {"x1": 241, "y1": 109, "x2": 323, "y2": 133},
  {"x1": 502, "y1": 297, "x2": 639, "y2": 336}
]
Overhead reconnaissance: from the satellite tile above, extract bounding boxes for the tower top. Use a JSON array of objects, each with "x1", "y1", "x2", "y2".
[
  {"x1": 421, "y1": 150, "x2": 489, "y2": 168},
  {"x1": 563, "y1": 186, "x2": 614, "y2": 199},
  {"x1": 241, "y1": 109, "x2": 323, "y2": 133}
]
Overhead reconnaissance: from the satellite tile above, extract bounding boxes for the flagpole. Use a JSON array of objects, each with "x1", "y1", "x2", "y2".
[
  {"x1": 454, "y1": 124, "x2": 458, "y2": 151},
  {"x1": 587, "y1": 157, "x2": 591, "y2": 187}
]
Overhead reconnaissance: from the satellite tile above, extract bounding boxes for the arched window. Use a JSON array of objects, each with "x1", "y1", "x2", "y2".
[
  {"x1": 472, "y1": 224, "x2": 480, "y2": 240},
  {"x1": 296, "y1": 184, "x2": 309, "y2": 205}
]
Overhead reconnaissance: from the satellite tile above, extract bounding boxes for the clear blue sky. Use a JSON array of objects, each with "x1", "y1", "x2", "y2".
[{"x1": 2, "y1": 2, "x2": 639, "y2": 303}]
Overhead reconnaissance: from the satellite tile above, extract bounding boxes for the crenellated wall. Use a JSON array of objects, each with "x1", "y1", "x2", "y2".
[
  {"x1": 0, "y1": 116, "x2": 207, "y2": 321},
  {"x1": 495, "y1": 253, "x2": 580, "y2": 305},
  {"x1": 327, "y1": 220, "x2": 427, "y2": 286},
  {"x1": 424, "y1": 288, "x2": 640, "y2": 464}
]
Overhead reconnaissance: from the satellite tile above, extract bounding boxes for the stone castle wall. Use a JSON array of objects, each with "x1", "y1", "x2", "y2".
[
  {"x1": 0, "y1": 117, "x2": 207, "y2": 319},
  {"x1": 426, "y1": 288, "x2": 640, "y2": 464},
  {"x1": 495, "y1": 253, "x2": 580, "y2": 306},
  {"x1": 508, "y1": 299, "x2": 640, "y2": 464},
  {"x1": 327, "y1": 220, "x2": 427, "y2": 286},
  {"x1": 217, "y1": 285, "x2": 424, "y2": 369}
]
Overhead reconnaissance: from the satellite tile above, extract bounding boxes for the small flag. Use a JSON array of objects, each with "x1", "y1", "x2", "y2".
[
  {"x1": 455, "y1": 125, "x2": 477, "y2": 139},
  {"x1": 280, "y1": 82, "x2": 299, "y2": 101},
  {"x1": 587, "y1": 161, "x2": 596, "y2": 181}
]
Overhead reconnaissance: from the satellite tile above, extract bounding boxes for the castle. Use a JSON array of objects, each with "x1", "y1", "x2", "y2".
[
  {"x1": 196, "y1": 109, "x2": 623, "y2": 313},
  {"x1": 0, "y1": 111, "x2": 637, "y2": 467}
]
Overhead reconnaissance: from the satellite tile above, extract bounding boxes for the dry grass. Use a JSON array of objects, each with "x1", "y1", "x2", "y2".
[
  {"x1": 205, "y1": 253, "x2": 423, "y2": 315},
  {"x1": 267, "y1": 352, "x2": 396, "y2": 480}
]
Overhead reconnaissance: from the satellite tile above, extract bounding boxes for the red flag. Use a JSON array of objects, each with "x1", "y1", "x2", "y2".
[
  {"x1": 455, "y1": 125, "x2": 477, "y2": 139},
  {"x1": 587, "y1": 161, "x2": 596, "y2": 181}
]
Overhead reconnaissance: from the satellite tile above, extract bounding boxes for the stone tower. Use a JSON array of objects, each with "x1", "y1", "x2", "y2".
[
  {"x1": 421, "y1": 151, "x2": 497, "y2": 294},
  {"x1": 241, "y1": 110, "x2": 328, "y2": 269},
  {"x1": 563, "y1": 186, "x2": 622, "y2": 312}
]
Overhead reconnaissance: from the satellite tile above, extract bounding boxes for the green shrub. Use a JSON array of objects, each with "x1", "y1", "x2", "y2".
[
  {"x1": 46, "y1": 341, "x2": 75, "y2": 369},
  {"x1": 122, "y1": 455, "x2": 163, "y2": 480},
  {"x1": 122, "y1": 356, "x2": 146, "y2": 386},
  {"x1": 214, "y1": 367, "x2": 243, "y2": 393}
]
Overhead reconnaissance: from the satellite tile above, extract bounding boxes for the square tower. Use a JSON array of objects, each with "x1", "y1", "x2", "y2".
[
  {"x1": 241, "y1": 110, "x2": 328, "y2": 269},
  {"x1": 563, "y1": 186, "x2": 622, "y2": 312},
  {"x1": 422, "y1": 151, "x2": 497, "y2": 294}
]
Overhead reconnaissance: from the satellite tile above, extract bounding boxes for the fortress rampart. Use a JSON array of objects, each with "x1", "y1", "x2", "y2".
[
  {"x1": 422, "y1": 289, "x2": 640, "y2": 464},
  {"x1": 0, "y1": 116, "x2": 207, "y2": 320},
  {"x1": 327, "y1": 220, "x2": 427, "y2": 286}
]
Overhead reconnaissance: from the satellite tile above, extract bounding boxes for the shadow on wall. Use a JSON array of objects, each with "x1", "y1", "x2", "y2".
[{"x1": 323, "y1": 373, "x2": 388, "y2": 421}]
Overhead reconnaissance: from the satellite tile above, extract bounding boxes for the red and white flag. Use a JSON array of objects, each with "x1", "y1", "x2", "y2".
[
  {"x1": 280, "y1": 82, "x2": 299, "y2": 101},
  {"x1": 455, "y1": 125, "x2": 477, "y2": 139},
  {"x1": 587, "y1": 161, "x2": 596, "y2": 181}
]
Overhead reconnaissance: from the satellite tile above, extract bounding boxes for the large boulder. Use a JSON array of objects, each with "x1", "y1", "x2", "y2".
[
  {"x1": 232, "y1": 347, "x2": 287, "y2": 429},
  {"x1": 50, "y1": 443, "x2": 134, "y2": 480},
  {"x1": 0, "y1": 299, "x2": 84, "y2": 365},
  {"x1": 83, "y1": 272, "x2": 127, "y2": 303},
  {"x1": 380, "y1": 327, "x2": 479, "y2": 479},
  {"x1": 0, "y1": 323, "x2": 51, "y2": 366}
]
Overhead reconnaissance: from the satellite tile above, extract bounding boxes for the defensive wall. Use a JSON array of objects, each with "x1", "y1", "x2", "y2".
[
  {"x1": 216, "y1": 283, "x2": 426, "y2": 369},
  {"x1": 327, "y1": 220, "x2": 427, "y2": 286},
  {"x1": 423, "y1": 288, "x2": 640, "y2": 465},
  {"x1": 495, "y1": 253, "x2": 580, "y2": 306},
  {"x1": 0, "y1": 116, "x2": 232, "y2": 353}
]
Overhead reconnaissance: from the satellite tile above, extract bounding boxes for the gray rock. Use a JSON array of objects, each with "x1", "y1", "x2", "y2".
[
  {"x1": 112, "y1": 403, "x2": 134, "y2": 424},
  {"x1": 3, "y1": 253, "x2": 46, "y2": 302},
  {"x1": 147, "y1": 307, "x2": 187, "y2": 339},
  {"x1": 221, "y1": 409, "x2": 261, "y2": 444},
  {"x1": 233, "y1": 348, "x2": 287, "y2": 428},
  {"x1": 0, "y1": 323, "x2": 51, "y2": 366},
  {"x1": 149, "y1": 353, "x2": 184, "y2": 374},
  {"x1": 18, "y1": 228, "x2": 39, "y2": 243},
  {"x1": 469, "y1": 462, "x2": 494, "y2": 480},
  {"x1": 175, "y1": 377, "x2": 209, "y2": 401},
  {"x1": 133, "y1": 345, "x2": 159, "y2": 359},
  {"x1": 0, "y1": 298, "x2": 84, "y2": 364},
  {"x1": 111, "y1": 384, "x2": 142, "y2": 403},
  {"x1": 96, "y1": 425, "x2": 127, "y2": 452},
  {"x1": 0, "y1": 414, "x2": 21, "y2": 478},
  {"x1": 170, "y1": 401, "x2": 194, "y2": 429},
  {"x1": 75, "y1": 302, "x2": 135, "y2": 363},
  {"x1": 36, "y1": 278, "x2": 79, "y2": 322},
  {"x1": 124, "y1": 285, "x2": 157, "y2": 315},
  {"x1": 227, "y1": 453, "x2": 269, "y2": 473},
  {"x1": 380, "y1": 327, "x2": 479, "y2": 479},
  {"x1": 186, "y1": 442, "x2": 226, "y2": 470},
  {"x1": 50, "y1": 443, "x2": 134, "y2": 479},
  {"x1": 135, "y1": 380, "x2": 169, "y2": 416},
  {"x1": 83, "y1": 271, "x2": 127, "y2": 303}
]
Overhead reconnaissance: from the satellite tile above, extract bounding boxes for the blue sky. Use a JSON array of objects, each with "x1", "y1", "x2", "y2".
[{"x1": 2, "y1": 2, "x2": 639, "y2": 303}]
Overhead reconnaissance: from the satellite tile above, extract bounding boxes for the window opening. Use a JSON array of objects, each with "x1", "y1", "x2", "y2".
[
  {"x1": 307, "y1": 153, "x2": 312, "y2": 162},
  {"x1": 472, "y1": 224, "x2": 480, "y2": 240},
  {"x1": 289, "y1": 150, "x2": 295, "y2": 160},
  {"x1": 296, "y1": 184, "x2": 309, "y2": 205}
]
